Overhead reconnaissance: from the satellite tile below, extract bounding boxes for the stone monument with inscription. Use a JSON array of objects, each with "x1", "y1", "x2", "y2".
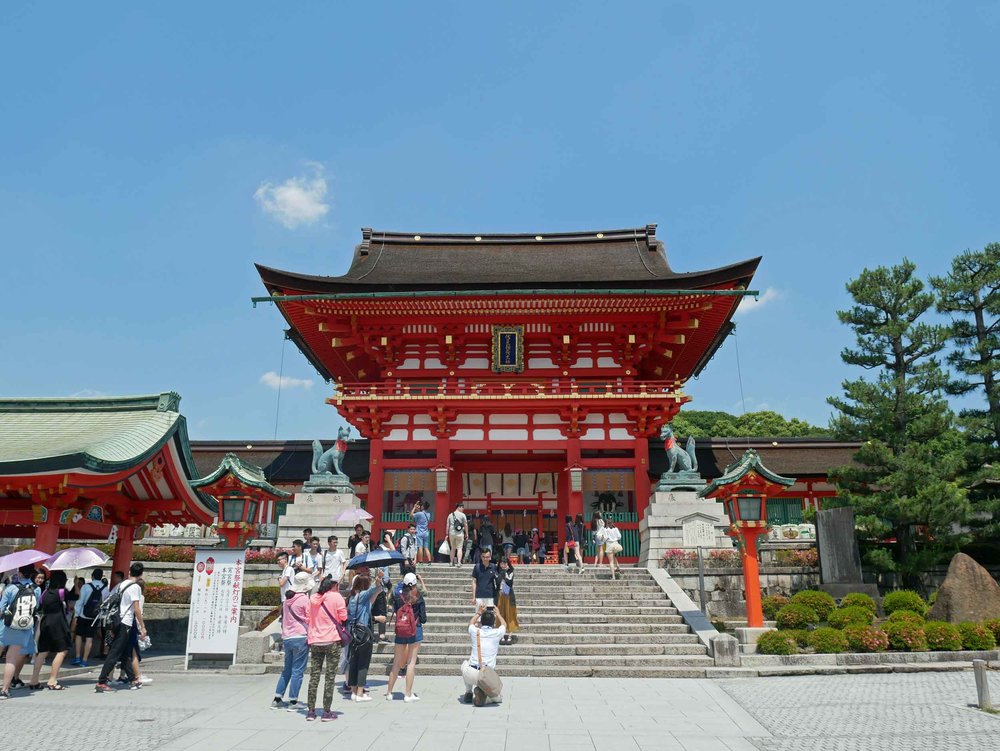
[
  {"x1": 815, "y1": 506, "x2": 880, "y2": 602},
  {"x1": 638, "y1": 423, "x2": 733, "y2": 566},
  {"x1": 276, "y1": 430, "x2": 366, "y2": 549}
]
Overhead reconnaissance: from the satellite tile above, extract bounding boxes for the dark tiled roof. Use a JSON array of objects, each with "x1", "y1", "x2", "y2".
[{"x1": 257, "y1": 225, "x2": 760, "y2": 293}]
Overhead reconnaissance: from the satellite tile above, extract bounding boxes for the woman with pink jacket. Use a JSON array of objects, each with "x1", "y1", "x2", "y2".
[
  {"x1": 305, "y1": 575, "x2": 348, "y2": 722},
  {"x1": 272, "y1": 572, "x2": 313, "y2": 712}
]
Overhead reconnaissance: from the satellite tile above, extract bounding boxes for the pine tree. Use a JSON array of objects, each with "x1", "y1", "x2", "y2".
[
  {"x1": 930, "y1": 243, "x2": 1000, "y2": 452},
  {"x1": 827, "y1": 261, "x2": 970, "y2": 584}
]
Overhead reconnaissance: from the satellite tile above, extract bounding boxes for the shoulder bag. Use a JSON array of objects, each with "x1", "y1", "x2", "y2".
[{"x1": 475, "y1": 628, "x2": 503, "y2": 698}]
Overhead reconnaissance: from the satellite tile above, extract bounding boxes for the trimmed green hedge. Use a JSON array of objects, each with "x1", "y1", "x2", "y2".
[
  {"x1": 756, "y1": 631, "x2": 798, "y2": 655},
  {"x1": 776, "y1": 603, "x2": 819, "y2": 630},
  {"x1": 145, "y1": 584, "x2": 279, "y2": 606},
  {"x1": 957, "y1": 622, "x2": 997, "y2": 651},
  {"x1": 923, "y1": 621, "x2": 962, "y2": 651},
  {"x1": 886, "y1": 610, "x2": 925, "y2": 626},
  {"x1": 808, "y1": 627, "x2": 848, "y2": 654},
  {"x1": 789, "y1": 590, "x2": 836, "y2": 621},
  {"x1": 881, "y1": 590, "x2": 928, "y2": 617},
  {"x1": 885, "y1": 622, "x2": 928, "y2": 652},
  {"x1": 762, "y1": 595, "x2": 789, "y2": 621},
  {"x1": 828, "y1": 606, "x2": 874, "y2": 630},
  {"x1": 843, "y1": 625, "x2": 889, "y2": 652},
  {"x1": 838, "y1": 593, "x2": 876, "y2": 613}
]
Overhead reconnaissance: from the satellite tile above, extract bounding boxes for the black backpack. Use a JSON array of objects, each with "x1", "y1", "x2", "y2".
[
  {"x1": 95, "y1": 581, "x2": 136, "y2": 630},
  {"x1": 81, "y1": 582, "x2": 105, "y2": 619}
]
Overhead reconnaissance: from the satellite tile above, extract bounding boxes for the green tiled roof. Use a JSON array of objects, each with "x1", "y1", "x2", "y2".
[
  {"x1": 0, "y1": 392, "x2": 184, "y2": 475},
  {"x1": 191, "y1": 452, "x2": 292, "y2": 498},
  {"x1": 697, "y1": 448, "x2": 796, "y2": 498}
]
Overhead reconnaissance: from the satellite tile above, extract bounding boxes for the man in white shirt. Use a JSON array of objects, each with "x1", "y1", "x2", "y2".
[
  {"x1": 446, "y1": 502, "x2": 468, "y2": 567},
  {"x1": 96, "y1": 562, "x2": 146, "y2": 691},
  {"x1": 322, "y1": 535, "x2": 347, "y2": 583},
  {"x1": 353, "y1": 530, "x2": 370, "y2": 557},
  {"x1": 277, "y1": 552, "x2": 294, "y2": 599},
  {"x1": 462, "y1": 605, "x2": 506, "y2": 706}
]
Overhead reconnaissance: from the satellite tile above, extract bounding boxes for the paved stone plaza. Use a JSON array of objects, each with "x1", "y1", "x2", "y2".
[{"x1": 3, "y1": 667, "x2": 998, "y2": 750}]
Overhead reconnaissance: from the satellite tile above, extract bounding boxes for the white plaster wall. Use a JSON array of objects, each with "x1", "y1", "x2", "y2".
[
  {"x1": 490, "y1": 414, "x2": 528, "y2": 425},
  {"x1": 386, "y1": 429, "x2": 409, "y2": 441},
  {"x1": 459, "y1": 358, "x2": 490, "y2": 369},
  {"x1": 455, "y1": 414, "x2": 485, "y2": 424},
  {"x1": 412, "y1": 429, "x2": 434, "y2": 441},
  {"x1": 532, "y1": 429, "x2": 564, "y2": 440},
  {"x1": 488, "y1": 429, "x2": 529, "y2": 441},
  {"x1": 455, "y1": 429, "x2": 484, "y2": 440}
]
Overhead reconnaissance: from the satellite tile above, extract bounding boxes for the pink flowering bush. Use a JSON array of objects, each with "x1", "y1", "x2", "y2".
[
  {"x1": 843, "y1": 625, "x2": 890, "y2": 653},
  {"x1": 774, "y1": 549, "x2": 819, "y2": 567},
  {"x1": 662, "y1": 549, "x2": 698, "y2": 567},
  {"x1": 707, "y1": 549, "x2": 741, "y2": 566}
]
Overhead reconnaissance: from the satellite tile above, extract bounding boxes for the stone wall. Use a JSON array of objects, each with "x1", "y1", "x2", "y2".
[
  {"x1": 144, "y1": 604, "x2": 274, "y2": 650},
  {"x1": 140, "y1": 561, "x2": 276, "y2": 588},
  {"x1": 665, "y1": 565, "x2": 821, "y2": 619}
]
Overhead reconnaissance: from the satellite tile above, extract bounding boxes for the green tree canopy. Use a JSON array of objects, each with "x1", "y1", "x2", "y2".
[
  {"x1": 670, "y1": 409, "x2": 829, "y2": 438},
  {"x1": 827, "y1": 260, "x2": 970, "y2": 584}
]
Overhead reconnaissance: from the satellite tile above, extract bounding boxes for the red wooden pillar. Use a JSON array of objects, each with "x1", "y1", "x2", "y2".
[
  {"x1": 739, "y1": 530, "x2": 767, "y2": 628},
  {"x1": 367, "y1": 437, "x2": 385, "y2": 529},
  {"x1": 112, "y1": 525, "x2": 135, "y2": 575},
  {"x1": 34, "y1": 511, "x2": 60, "y2": 554},
  {"x1": 566, "y1": 436, "x2": 584, "y2": 521},
  {"x1": 634, "y1": 437, "x2": 651, "y2": 517},
  {"x1": 433, "y1": 438, "x2": 451, "y2": 546}
]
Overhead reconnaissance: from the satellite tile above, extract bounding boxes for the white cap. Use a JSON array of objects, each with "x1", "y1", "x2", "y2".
[{"x1": 402, "y1": 572, "x2": 417, "y2": 586}]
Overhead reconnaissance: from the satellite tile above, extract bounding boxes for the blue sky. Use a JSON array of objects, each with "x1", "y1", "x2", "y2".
[{"x1": 2, "y1": 3, "x2": 998, "y2": 440}]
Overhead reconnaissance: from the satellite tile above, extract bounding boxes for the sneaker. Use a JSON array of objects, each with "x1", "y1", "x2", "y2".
[
  {"x1": 129, "y1": 681, "x2": 143, "y2": 690},
  {"x1": 462, "y1": 691, "x2": 474, "y2": 704},
  {"x1": 286, "y1": 701, "x2": 299, "y2": 712},
  {"x1": 305, "y1": 709, "x2": 317, "y2": 722},
  {"x1": 355, "y1": 694, "x2": 372, "y2": 703},
  {"x1": 473, "y1": 687, "x2": 486, "y2": 707},
  {"x1": 95, "y1": 683, "x2": 114, "y2": 693},
  {"x1": 321, "y1": 710, "x2": 336, "y2": 722},
  {"x1": 403, "y1": 694, "x2": 420, "y2": 702},
  {"x1": 140, "y1": 675, "x2": 153, "y2": 684},
  {"x1": 384, "y1": 692, "x2": 394, "y2": 701},
  {"x1": 271, "y1": 697, "x2": 285, "y2": 709}
]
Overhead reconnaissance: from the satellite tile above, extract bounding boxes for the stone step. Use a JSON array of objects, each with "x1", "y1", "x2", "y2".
[
  {"x1": 421, "y1": 614, "x2": 683, "y2": 625},
  {"x1": 426, "y1": 622, "x2": 688, "y2": 634},
  {"x1": 376, "y1": 653, "x2": 713, "y2": 667},
  {"x1": 264, "y1": 642, "x2": 706, "y2": 660},
  {"x1": 423, "y1": 605, "x2": 678, "y2": 616},
  {"x1": 418, "y1": 631, "x2": 700, "y2": 645},
  {"x1": 251, "y1": 663, "x2": 708, "y2": 678}
]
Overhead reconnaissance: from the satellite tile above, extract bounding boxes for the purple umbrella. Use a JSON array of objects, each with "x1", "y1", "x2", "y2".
[
  {"x1": 44, "y1": 547, "x2": 110, "y2": 571},
  {"x1": 0, "y1": 549, "x2": 50, "y2": 574},
  {"x1": 336, "y1": 507, "x2": 373, "y2": 524}
]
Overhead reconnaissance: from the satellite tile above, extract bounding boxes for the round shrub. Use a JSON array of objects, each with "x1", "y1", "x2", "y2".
[
  {"x1": 984, "y1": 619, "x2": 1000, "y2": 643},
  {"x1": 885, "y1": 621, "x2": 928, "y2": 651},
  {"x1": 923, "y1": 621, "x2": 963, "y2": 651},
  {"x1": 957, "y1": 622, "x2": 997, "y2": 651},
  {"x1": 886, "y1": 609, "x2": 925, "y2": 626},
  {"x1": 776, "y1": 603, "x2": 820, "y2": 630},
  {"x1": 782, "y1": 629, "x2": 812, "y2": 648},
  {"x1": 755, "y1": 631, "x2": 798, "y2": 655},
  {"x1": 828, "y1": 606, "x2": 875, "y2": 630},
  {"x1": 790, "y1": 590, "x2": 837, "y2": 621},
  {"x1": 838, "y1": 593, "x2": 877, "y2": 613},
  {"x1": 881, "y1": 589, "x2": 928, "y2": 617},
  {"x1": 762, "y1": 595, "x2": 790, "y2": 621},
  {"x1": 808, "y1": 627, "x2": 848, "y2": 654},
  {"x1": 843, "y1": 625, "x2": 889, "y2": 653}
]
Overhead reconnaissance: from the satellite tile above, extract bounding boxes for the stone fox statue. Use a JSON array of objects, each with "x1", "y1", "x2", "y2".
[
  {"x1": 660, "y1": 424, "x2": 698, "y2": 473},
  {"x1": 312, "y1": 427, "x2": 351, "y2": 476}
]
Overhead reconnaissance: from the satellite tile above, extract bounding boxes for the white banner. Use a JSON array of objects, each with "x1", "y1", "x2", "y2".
[{"x1": 184, "y1": 547, "x2": 246, "y2": 666}]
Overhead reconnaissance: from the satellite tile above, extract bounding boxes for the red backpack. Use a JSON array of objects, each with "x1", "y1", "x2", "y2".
[{"x1": 395, "y1": 601, "x2": 417, "y2": 639}]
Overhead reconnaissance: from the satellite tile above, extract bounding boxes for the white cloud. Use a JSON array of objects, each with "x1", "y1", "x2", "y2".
[
  {"x1": 259, "y1": 371, "x2": 314, "y2": 390},
  {"x1": 253, "y1": 162, "x2": 330, "y2": 229},
  {"x1": 70, "y1": 389, "x2": 109, "y2": 398},
  {"x1": 735, "y1": 287, "x2": 779, "y2": 317}
]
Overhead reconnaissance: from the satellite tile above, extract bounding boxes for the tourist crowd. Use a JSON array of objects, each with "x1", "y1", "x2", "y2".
[{"x1": 0, "y1": 562, "x2": 151, "y2": 699}]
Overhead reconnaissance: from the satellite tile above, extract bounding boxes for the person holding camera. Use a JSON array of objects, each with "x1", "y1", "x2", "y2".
[{"x1": 462, "y1": 605, "x2": 506, "y2": 706}]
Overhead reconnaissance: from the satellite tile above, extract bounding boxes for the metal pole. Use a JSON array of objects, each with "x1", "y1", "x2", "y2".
[
  {"x1": 697, "y1": 546, "x2": 708, "y2": 616},
  {"x1": 973, "y1": 659, "x2": 993, "y2": 710}
]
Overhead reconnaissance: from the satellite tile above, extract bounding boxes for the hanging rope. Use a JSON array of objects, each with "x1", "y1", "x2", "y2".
[{"x1": 273, "y1": 335, "x2": 287, "y2": 440}]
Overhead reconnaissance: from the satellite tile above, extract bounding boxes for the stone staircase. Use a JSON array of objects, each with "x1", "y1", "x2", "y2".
[{"x1": 258, "y1": 564, "x2": 713, "y2": 678}]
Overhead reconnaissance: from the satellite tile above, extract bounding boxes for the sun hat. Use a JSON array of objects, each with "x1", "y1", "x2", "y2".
[
  {"x1": 290, "y1": 571, "x2": 315, "y2": 593},
  {"x1": 402, "y1": 572, "x2": 417, "y2": 586}
]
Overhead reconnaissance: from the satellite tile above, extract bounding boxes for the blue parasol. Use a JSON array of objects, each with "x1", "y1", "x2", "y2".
[{"x1": 346, "y1": 549, "x2": 404, "y2": 570}]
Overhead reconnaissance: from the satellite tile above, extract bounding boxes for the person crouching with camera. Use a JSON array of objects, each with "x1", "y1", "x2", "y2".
[{"x1": 462, "y1": 605, "x2": 505, "y2": 706}]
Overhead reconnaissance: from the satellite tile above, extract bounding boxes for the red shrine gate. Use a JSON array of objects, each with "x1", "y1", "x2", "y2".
[{"x1": 257, "y1": 226, "x2": 758, "y2": 558}]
